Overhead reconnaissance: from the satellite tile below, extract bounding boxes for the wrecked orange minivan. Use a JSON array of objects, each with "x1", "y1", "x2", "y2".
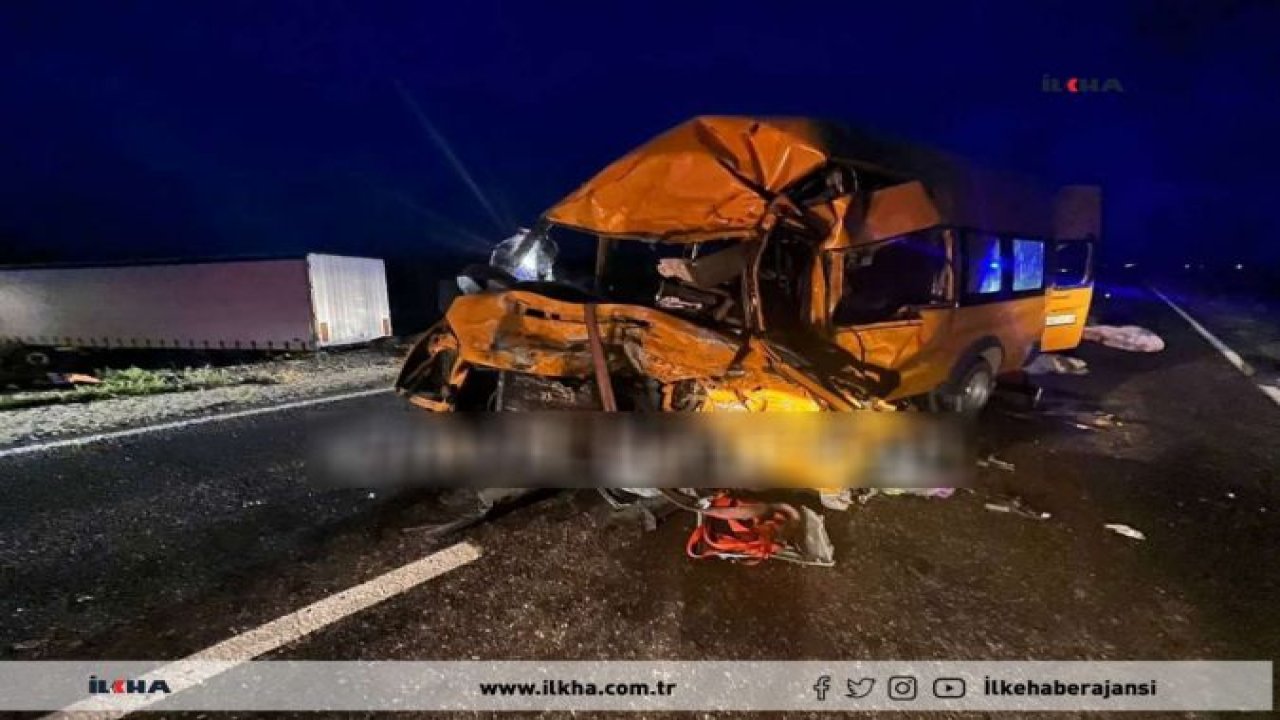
[{"x1": 397, "y1": 116, "x2": 1099, "y2": 417}]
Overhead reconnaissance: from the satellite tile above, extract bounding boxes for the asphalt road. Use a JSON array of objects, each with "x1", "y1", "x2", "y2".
[{"x1": 1, "y1": 283, "x2": 1278, "y2": 718}]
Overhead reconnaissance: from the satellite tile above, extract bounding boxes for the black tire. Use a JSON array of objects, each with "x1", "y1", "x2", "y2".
[{"x1": 929, "y1": 357, "x2": 995, "y2": 416}]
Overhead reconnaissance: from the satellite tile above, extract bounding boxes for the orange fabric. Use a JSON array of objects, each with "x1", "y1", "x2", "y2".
[
  {"x1": 685, "y1": 493, "x2": 796, "y2": 563},
  {"x1": 545, "y1": 117, "x2": 828, "y2": 242}
]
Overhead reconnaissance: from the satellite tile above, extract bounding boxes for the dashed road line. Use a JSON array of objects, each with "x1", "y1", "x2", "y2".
[
  {"x1": 1150, "y1": 285, "x2": 1280, "y2": 408},
  {"x1": 43, "y1": 541, "x2": 483, "y2": 718},
  {"x1": 0, "y1": 387, "x2": 391, "y2": 460}
]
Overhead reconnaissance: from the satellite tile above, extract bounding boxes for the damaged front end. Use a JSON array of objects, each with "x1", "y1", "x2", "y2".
[{"x1": 395, "y1": 288, "x2": 867, "y2": 415}]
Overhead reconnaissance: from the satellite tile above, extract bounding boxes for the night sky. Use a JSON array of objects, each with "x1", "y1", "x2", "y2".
[{"x1": 3, "y1": 1, "x2": 1277, "y2": 272}]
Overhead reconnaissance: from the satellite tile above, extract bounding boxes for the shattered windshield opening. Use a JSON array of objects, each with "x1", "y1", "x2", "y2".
[{"x1": 593, "y1": 237, "x2": 748, "y2": 329}]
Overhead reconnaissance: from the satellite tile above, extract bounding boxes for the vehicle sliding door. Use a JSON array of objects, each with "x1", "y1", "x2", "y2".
[{"x1": 1040, "y1": 238, "x2": 1095, "y2": 351}]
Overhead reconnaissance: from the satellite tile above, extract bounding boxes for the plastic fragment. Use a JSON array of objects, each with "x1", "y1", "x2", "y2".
[
  {"x1": 977, "y1": 455, "x2": 1016, "y2": 472},
  {"x1": 1104, "y1": 523, "x2": 1146, "y2": 540},
  {"x1": 985, "y1": 500, "x2": 1051, "y2": 520}
]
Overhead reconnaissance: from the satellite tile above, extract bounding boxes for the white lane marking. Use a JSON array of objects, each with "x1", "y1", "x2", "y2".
[
  {"x1": 0, "y1": 387, "x2": 391, "y2": 460},
  {"x1": 43, "y1": 541, "x2": 483, "y2": 718},
  {"x1": 1150, "y1": 286, "x2": 1280, "y2": 408},
  {"x1": 1261, "y1": 384, "x2": 1280, "y2": 406}
]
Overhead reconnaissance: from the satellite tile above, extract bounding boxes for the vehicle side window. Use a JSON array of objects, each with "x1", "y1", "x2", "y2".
[
  {"x1": 1011, "y1": 238, "x2": 1045, "y2": 291},
  {"x1": 832, "y1": 230, "x2": 947, "y2": 326},
  {"x1": 964, "y1": 233, "x2": 1003, "y2": 295},
  {"x1": 1052, "y1": 240, "x2": 1092, "y2": 287}
]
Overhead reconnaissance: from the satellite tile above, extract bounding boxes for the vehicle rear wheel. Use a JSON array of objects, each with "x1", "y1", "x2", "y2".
[{"x1": 930, "y1": 357, "x2": 995, "y2": 416}]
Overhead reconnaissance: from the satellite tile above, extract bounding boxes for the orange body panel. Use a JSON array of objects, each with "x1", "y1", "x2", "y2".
[
  {"x1": 833, "y1": 296, "x2": 1045, "y2": 400},
  {"x1": 1041, "y1": 286, "x2": 1094, "y2": 352},
  {"x1": 546, "y1": 117, "x2": 828, "y2": 241}
]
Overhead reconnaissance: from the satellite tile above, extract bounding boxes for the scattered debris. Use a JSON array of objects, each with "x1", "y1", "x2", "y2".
[
  {"x1": 682, "y1": 492, "x2": 833, "y2": 566},
  {"x1": 819, "y1": 489, "x2": 853, "y2": 510},
  {"x1": 883, "y1": 488, "x2": 956, "y2": 498},
  {"x1": 851, "y1": 488, "x2": 956, "y2": 506},
  {"x1": 1083, "y1": 325, "x2": 1165, "y2": 353},
  {"x1": 11, "y1": 638, "x2": 47, "y2": 651},
  {"x1": 1090, "y1": 412, "x2": 1122, "y2": 428},
  {"x1": 1104, "y1": 523, "x2": 1146, "y2": 541},
  {"x1": 977, "y1": 454, "x2": 1016, "y2": 472},
  {"x1": 1040, "y1": 405, "x2": 1125, "y2": 431},
  {"x1": 1025, "y1": 354, "x2": 1089, "y2": 375},
  {"x1": 984, "y1": 498, "x2": 1051, "y2": 520},
  {"x1": 617, "y1": 504, "x2": 660, "y2": 533},
  {"x1": 794, "y1": 506, "x2": 835, "y2": 566}
]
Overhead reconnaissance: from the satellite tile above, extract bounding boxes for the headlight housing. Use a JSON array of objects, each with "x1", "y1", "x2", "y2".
[{"x1": 490, "y1": 228, "x2": 558, "y2": 282}]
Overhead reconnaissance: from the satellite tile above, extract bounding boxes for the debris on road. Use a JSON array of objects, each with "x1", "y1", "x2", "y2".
[
  {"x1": 1104, "y1": 523, "x2": 1146, "y2": 541},
  {"x1": 1083, "y1": 325, "x2": 1166, "y2": 353},
  {"x1": 977, "y1": 454, "x2": 1016, "y2": 472},
  {"x1": 682, "y1": 492, "x2": 834, "y2": 566},
  {"x1": 819, "y1": 489, "x2": 854, "y2": 510},
  {"x1": 984, "y1": 498, "x2": 1051, "y2": 520},
  {"x1": 1090, "y1": 412, "x2": 1122, "y2": 428},
  {"x1": 1025, "y1": 353, "x2": 1089, "y2": 375},
  {"x1": 846, "y1": 488, "x2": 956, "y2": 507},
  {"x1": 882, "y1": 488, "x2": 956, "y2": 499},
  {"x1": 11, "y1": 638, "x2": 48, "y2": 651},
  {"x1": 1042, "y1": 406, "x2": 1124, "y2": 430}
]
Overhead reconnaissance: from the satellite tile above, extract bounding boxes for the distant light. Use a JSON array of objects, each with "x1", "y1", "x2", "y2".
[
  {"x1": 1104, "y1": 292, "x2": 1112, "y2": 299},
  {"x1": 1235, "y1": 263, "x2": 1244, "y2": 270},
  {"x1": 989, "y1": 262, "x2": 1001, "y2": 270},
  {"x1": 1183, "y1": 263, "x2": 1191, "y2": 270},
  {"x1": 1123, "y1": 262, "x2": 1137, "y2": 269}
]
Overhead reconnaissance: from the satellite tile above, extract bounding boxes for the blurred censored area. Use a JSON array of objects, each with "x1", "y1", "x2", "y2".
[{"x1": 309, "y1": 411, "x2": 970, "y2": 490}]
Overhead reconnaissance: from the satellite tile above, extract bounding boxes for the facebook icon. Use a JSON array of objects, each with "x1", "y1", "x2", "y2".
[{"x1": 813, "y1": 675, "x2": 832, "y2": 701}]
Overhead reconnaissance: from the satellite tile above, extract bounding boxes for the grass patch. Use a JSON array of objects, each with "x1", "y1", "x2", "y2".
[{"x1": 0, "y1": 365, "x2": 280, "y2": 411}]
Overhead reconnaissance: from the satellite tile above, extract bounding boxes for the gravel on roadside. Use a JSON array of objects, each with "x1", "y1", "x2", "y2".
[{"x1": 0, "y1": 349, "x2": 403, "y2": 447}]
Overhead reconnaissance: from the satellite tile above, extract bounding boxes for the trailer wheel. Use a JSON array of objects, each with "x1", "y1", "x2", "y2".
[{"x1": 929, "y1": 356, "x2": 995, "y2": 416}]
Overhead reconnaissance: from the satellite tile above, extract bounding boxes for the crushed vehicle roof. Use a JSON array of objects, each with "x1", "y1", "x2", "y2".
[{"x1": 545, "y1": 116, "x2": 1056, "y2": 243}]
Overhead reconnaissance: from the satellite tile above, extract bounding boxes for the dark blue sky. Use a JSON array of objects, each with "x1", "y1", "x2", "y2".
[{"x1": 2, "y1": 1, "x2": 1277, "y2": 268}]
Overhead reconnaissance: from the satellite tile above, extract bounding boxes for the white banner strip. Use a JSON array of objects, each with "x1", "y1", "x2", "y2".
[{"x1": 1, "y1": 661, "x2": 1269, "y2": 712}]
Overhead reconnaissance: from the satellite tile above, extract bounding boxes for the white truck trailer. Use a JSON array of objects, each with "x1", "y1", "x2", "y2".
[{"x1": 0, "y1": 254, "x2": 392, "y2": 351}]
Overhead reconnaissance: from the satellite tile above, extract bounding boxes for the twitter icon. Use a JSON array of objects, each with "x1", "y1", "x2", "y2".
[{"x1": 846, "y1": 678, "x2": 876, "y2": 699}]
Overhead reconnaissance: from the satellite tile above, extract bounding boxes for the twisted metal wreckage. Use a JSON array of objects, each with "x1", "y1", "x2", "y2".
[{"x1": 395, "y1": 116, "x2": 1099, "y2": 564}]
